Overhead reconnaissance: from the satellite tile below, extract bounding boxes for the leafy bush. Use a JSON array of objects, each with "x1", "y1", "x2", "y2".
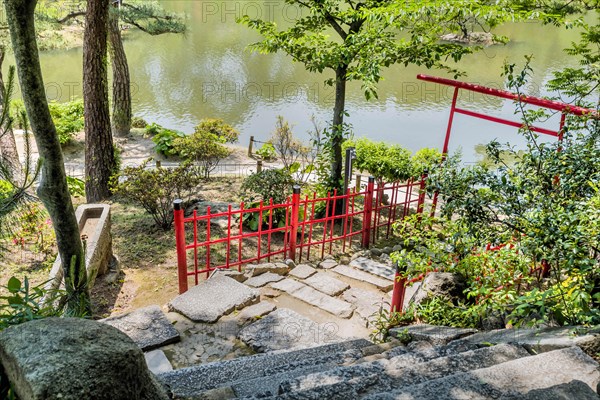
[
  {"x1": 48, "y1": 99, "x2": 85, "y2": 145},
  {"x1": 173, "y1": 130, "x2": 231, "y2": 179},
  {"x1": 11, "y1": 99, "x2": 84, "y2": 145},
  {"x1": 256, "y1": 142, "x2": 277, "y2": 161},
  {"x1": 411, "y1": 147, "x2": 443, "y2": 177},
  {"x1": 148, "y1": 124, "x2": 186, "y2": 157},
  {"x1": 195, "y1": 118, "x2": 239, "y2": 143},
  {"x1": 346, "y1": 138, "x2": 413, "y2": 184},
  {"x1": 112, "y1": 160, "x2": 203, "y2": 230},
  {"x1": 66, "y1": 176, "x2": 85, "y2": 198},
  {"x1": 240, "y1": 168, "x2": 294, "y2": 230},
  {"x1": 131, "y1": 116, "x2": 148, "y2": 129}
]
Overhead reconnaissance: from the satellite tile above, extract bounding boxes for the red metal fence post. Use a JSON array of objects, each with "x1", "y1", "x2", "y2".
[
  {"x1": 289, "y1": 185, "x2": 301, "y2": 261},
  {"x1": 362, "y1": 177, "x2": 375, "y2": 248},
  {"x1": 390, "y1": 263, "x2": 407, "y2": 313},
  {"x1": 173, "y1": 199, "x2": 188, "y2": 294}
]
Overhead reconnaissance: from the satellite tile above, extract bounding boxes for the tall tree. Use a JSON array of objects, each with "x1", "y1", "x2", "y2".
[
  {"x1": 83, "y1": 0, "x2": 115, "y2": 202},
  {"x1": 108, "y1": 4, "x2": 131, "y2": 137},
  {"x1": 3, "y1": 0, "x2": 90, "y2": 314},
  {"x1": 240, "y1": 0, "x2": 528, "y2": 191}
]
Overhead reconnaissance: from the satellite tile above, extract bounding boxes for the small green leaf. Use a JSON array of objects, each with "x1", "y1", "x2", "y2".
[{"x1": 7, "y1": 277, "x2": 21, "y2": 293}]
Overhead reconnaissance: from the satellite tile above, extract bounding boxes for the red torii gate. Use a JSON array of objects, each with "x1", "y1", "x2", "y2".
[{"x1": 389, "y1": 74, "x2": 598, "y2": 313}]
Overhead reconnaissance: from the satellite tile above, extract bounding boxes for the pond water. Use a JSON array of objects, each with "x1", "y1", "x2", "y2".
[{"x1": 10, "y1": 3, "x2": 590, "y2": 163}]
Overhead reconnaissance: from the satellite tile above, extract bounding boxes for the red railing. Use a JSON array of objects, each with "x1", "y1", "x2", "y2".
[{"x1": 173, "y1": 176, "x2": 427, "y2": 293}]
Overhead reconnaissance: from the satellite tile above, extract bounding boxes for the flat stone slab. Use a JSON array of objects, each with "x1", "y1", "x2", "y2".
[
  {"x1": 238, "y1": 308, "x2": 341, "y2": 352},
  {"x1": 101, "y1": 305, "x2": 180, "y2": 351},
  {"x1": 342, "y1": 287, "x2": 389, "y2": 321},
  {"x1": 389, "y1": 324, "x2": 477, "y2": 346},
  {"x1": 272, "y1": 278, "x2": 306, "y2": 294},
  {"x1": 318, "y1": 259, "x2": 338, "y2": 269},
  {"x1": 349, "y1": 257, "x2": 395, "y2": 280},
  {"x1": 144, "y1": 350, "x2": 173, "y2": 374},
  {"x1": 332, "y1": 265, "x2": 394, "y2": 291},
  {"x1": 272, "y1": 279, "x2": 354, "y2": 318},
  {"x1": 214, "y1": 268, "x2": 247, "y2": 283},
  {"x1": 461, "y1": 325, "x2": 600, "y2": 354},
  {"x1": 304, "y1": 273, "x2": 350, "y2": 296},
  {"x1": 244, "y1": 272, "x2": 284, "y2": 288},
  {"x1": 167, "y1": 275, "x2": 259, "y2": 323},
  {"x1": 289, "y1": 264, "x2": 317, "y2": 279},
  {"x1": 237, "y1": 301, "x2": 276, "y2": 323},
  {"x1": 245, "y1": 262, "x2": 290, "y2": 277}
]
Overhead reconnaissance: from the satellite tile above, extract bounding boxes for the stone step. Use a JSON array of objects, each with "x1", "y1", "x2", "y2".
[
  {"x1": 304, "y1": 273, "x2": 350, "y2": 296},
  {"x1": 389, "y1": 324, "x2": 477, "y2": 346},
  {"x1": 157, "y1": 338, "x2": 373, "y2": 399},
  {"x1": 502, "y1": 380, "x2": 600, "y2": 400},
  {"x1": 364, "y1": 346, "x2": 600, "y2": 399},
  {"x1": 332, "y1": 265, "x2": 394, "y2": 291},
  {"x1": 276, "y1": 343, "x2": 528, "y2": 398},
  {"x1": 342, "y1": 287, "x2": 389, "y2": 321},
  {"x1": 349, "y1": 257, "x2": 395, "y2": 280},
  {"x1": 167, "y1": 275, "x2": 259, "y2": 323},
  {"x1": 271, "y1": 279, "x2": 355, "y2": 319}
]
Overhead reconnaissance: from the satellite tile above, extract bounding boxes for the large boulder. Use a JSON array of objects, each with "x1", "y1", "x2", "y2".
[
  {"x1": 0, "y1": 318, "x2": 169, "y2": 400},
  {"x1": 410, "y1": 272, "x2": 467, "y2": 306}
]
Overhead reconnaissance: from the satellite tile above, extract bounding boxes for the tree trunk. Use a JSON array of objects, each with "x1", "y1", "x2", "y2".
[
  {"x1": 330, "y1": 66, "x2": 347, "y2": 192},
  {"x1": 108, "y1": 5, "x2": 132, "y2": 137},
  {"x1": 83, "y1": 0, "x2": 115, "y2": 202},
  {"x1": 4, "y1": 0, "x2": 90, "y2": 315},
  {"x1": 0, "y1": 46, "x2": 22, "y2": 179}
]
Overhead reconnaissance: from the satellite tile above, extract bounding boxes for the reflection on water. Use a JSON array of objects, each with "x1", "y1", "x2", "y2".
[{"x1": 6, "y1": 2, "x2": 589, "y2": 163}]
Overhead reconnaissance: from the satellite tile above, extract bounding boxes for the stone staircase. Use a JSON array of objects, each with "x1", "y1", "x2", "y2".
[{"x1": 156, "y1": 328, "x2": 600, "y2": 399}]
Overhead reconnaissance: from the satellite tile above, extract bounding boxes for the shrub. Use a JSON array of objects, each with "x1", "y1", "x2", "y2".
[
  {"x1": 173, "y1": 130, "x2": 231, "y2": 179},
  {"x1": 48, "y1": 99, "x2": 85, "y2": 145},
  {"x1": 411, "y1": 147, "x2": 443, "y2": 177},
  {"x1": 256, "y1": 142, "x2": 277, "y2": 161},
  {"x1": 346, "y1": 138, "x2": 413, "y2": 184},
  {"x1": 148, "y1": 124, "x2": 186, "y2": 157},
  {"x1": 131, "y1": 116, "x2": 148, "y2": 129},
  {"x1": 112, "y1": 160, "x2": 203, "y2": 230},
  {"x1": 195, "y1": 118, "x2": 239, "y2": 143},
  {"x1": 240, "y1": 168, "x2": 294, "y2": 230}
]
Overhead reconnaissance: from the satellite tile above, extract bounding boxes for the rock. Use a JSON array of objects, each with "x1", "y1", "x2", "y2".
[
  {"x1": 189, "y1": 201, "x2": 234, "y2": 229},
  {"x1": 245, "y1": 262, "x2": 290, "y2": 277},
  {"x1": 318, "y1": 259, "x2": 338, "y2": 269},
  {"x1": 214, "y1": 268, "x2": 247, "y2": 283},
  {"x1": 392, "y1": 244, "x2": 402, "y2": 253},
  {"x1": 0, "y1": 318, "x2": 169, "y2": 400},
  {"x1": 238, "y1": 309, "x2": 341, "y2": 352},
  {"x1": 382, "y1": 246, "x2": 393, "y2": 254},
  {"x1": 389, "y1": 324, "x2": 477, "y2": 346},
  {"x1": 339, "y1": 256, "x2": 351, "y2": 265},
  {"x1": 289, "y1": 264, "x2": 318, "y2": 279},
  {"x1": 284, "y1": 259, "x2": 297, "y2": 268},
  {"x1": 237, "y1": 301, "x2": 276, "y2": 324},
  {"x1": 168, "y1": 275, "x2": 259, "y2": 322},
  {"x1": 272, "y1": 278, "x2": 306, "y2": 294},
  {"x1": 379, "y1": 253, "x2": 392, "y2": 264},
  {"x1": 351, "y1": 251, "x2": 366, "y2": 260},
  {"x1": 244, "y1": 272, "x2": 285, "y2": 288},
  {"x1": 101, "y1": 305, "x2": 180, "y2": 351},
  {"x1": 324, "y1": 254, "x2": 335, "y2": 260},
  {"x1": 304, "y1": 273, "x2": 350, "y2": 296},
  {"x1": 261, "y1": 288, "x2": 281, "y2": 298},
  {"x1": 370, "y1": 248, "x2": 383, "y2": 257},
  {"x1": 332, "y1": 265, "x2": 394, "y2": 291},
  {"x1": 462, "y1": 325, "x2": 600, "y2": 355},
  {"x1": 144, "y1": 350, "x2": 173, "y2": 374},
  {"x1": 411, "y1": 272, "x2": 467, "y2": 306},
  {"x1": 342, "y1": 287, "x2": 389, "y2": 321},
  {"x1": 348, "y1": 257, "x2": 395, "y2": 280}
]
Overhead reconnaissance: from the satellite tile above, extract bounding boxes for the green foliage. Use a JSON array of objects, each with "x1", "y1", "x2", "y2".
[
  {"x1": 66, "y1": 176, "x2": 85, "y2": 198},
  {"x1": 194, "y1": 118, "x2": 239, "y2": 144},
  {"x1": 131, "y1": 116, "x2": 148, "y2": 128},
  {"x1": 173, "y1": 129, "x2": 231, "y2": 179},
  {"x1": 0, "y1": 276, "x2": 65, "y2": 331},
  {"x1": 256, "y1": 142, "x2": 277, "y2": 161},
  {"x1": 112, "y1": 159, "x2": 203, "y2": 230},
  {"x1": 346, "y1": 138, "x2": 413, "y2": 183},
  {"x1": 412, "y1": 148, "x2": 443, "y2": 177},
  {"x1": 0, "y1": 180, "x2": 13, "y2": 200},
  {"x1": 148, "y1": 123, "x2": 186, "y2": 157},
  {"x1": 48, "y1": 99, "x2": 84, "y2": 145},
  {"x1": 240, "y1": 168, "x2": 294, "y2": 230},
  {"x1": 119, "y1": 1, "x2": 187, "y2": 35}
]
